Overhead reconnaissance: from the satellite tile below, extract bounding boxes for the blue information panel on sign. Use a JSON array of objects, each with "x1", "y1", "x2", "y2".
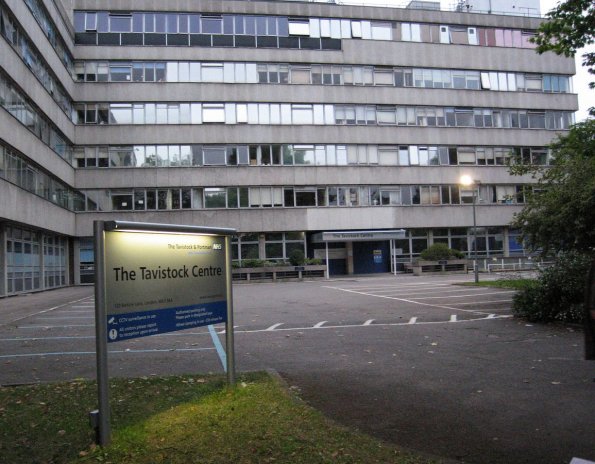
[{"x1": 107, "y1": 300, "x2": 227, "y2": 343}]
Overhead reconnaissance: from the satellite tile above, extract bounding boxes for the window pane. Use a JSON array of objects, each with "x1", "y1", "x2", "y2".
[{"x1": 203, "y1": 104, "x2": 225, "y2": 122}]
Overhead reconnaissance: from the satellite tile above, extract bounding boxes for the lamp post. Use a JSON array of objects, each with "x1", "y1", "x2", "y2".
[{"x1": 460, "y1": 175, "x2": 480, "y2": 283}]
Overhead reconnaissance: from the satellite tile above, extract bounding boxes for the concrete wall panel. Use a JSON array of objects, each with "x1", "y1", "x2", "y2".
[
  {"x1": 75, "y1": 165, "x2": 535, "y2": 189},
  {"x1": 74, "y1": 204, "x2": 520, "y2": 237},
  {"x1": 75, "y1": 82, "x2": 578, "y2": 111},
  {"x1": 0, "y1": 181, "x2": 76, "y2": 235},
  {"x1": 0, "y1": 110, "x2": 75, "y2": 184},
  {"x1": 73, "y1": 124, "x2": 564, "y2": 148}
]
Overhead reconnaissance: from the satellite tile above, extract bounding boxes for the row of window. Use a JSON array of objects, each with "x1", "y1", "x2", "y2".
[
  {"x1": 0, "y1": 70, "x2": 72, "y2": 161},
  {"x1": 0, "y1": 141, "x2": 83, "y2": 211},
  {"x1": 73, "y1": 11, "x2": 538, "y2": 50},
  {"x1": 231, "y1": 232, "x2": 306, "y2": 263},
  {"x1": 4, "y1": 224, "x2": 68, "y2": 295},
  {"x1": 385, "y1": 227, "x2": 511, "y2": 260},
  {"x1": 0, "y1": 5, "x2": 72, "y2": 116},
  {"x1": 75, "y1": 30, "x2": 340, "y2": 50},
  {"x1": 73, "y1": 101, "x2": 574, "y2": 130},
  {"x1": 73, "y1": 60, "x2": 572, "y2": 94},
  {"x1": 232, "y1": 227, "x2": 517, "y2": 264},
  {"x1": 79, "y1": 184, "x2": 528, "y2": 213},
  {"x1": 74, "y1": 144, "x2": 550, "y2": 169},
  {"x1": 23, "y1": 0, "x2": 73, "y2": 71}
]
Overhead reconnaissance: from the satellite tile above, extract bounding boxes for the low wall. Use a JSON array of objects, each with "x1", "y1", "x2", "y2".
[
  {"x1": 232, "y1": 265, "x2": 327, "y2": 282},
  {"x1": 404, "y1": 260, "x2": 468, "y2": 276}
]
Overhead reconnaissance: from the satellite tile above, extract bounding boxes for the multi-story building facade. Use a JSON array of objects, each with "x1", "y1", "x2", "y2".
[{"x1": 0, "y1": 0, "x2": 577, "y2": 295}]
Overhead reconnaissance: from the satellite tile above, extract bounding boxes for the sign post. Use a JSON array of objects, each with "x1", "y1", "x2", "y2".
[{"x1": 93, "y1": 220, "x2": 236, "y2": 446}]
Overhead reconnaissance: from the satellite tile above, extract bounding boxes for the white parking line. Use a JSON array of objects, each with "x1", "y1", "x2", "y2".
[
  {"x1": 35, "y1": 316, "x2": 94, "y2": 320},
  {"x1": 408, "y1": 291, "x2": 516, "y2": 300},
  {"x1": 18, "y1": 324, "x2": 94, "y2": 329},
  {"x1": 449, "y1": 299, "x2": 513, "y2": 306},
  {"x1": 322, "y1": 279, "x2": 471, "y2": 290},
  {"x1": 1, "y1": 296, "x2": 94, "y2": 327},
  {"x1": 324, "y1": 287, "x2": 492, "y2": 315},
  {"x1": 0, "y1": 347, "x2": 216, "y2": 359},
  {"x1": 265, "y1": 323, "x2": 284, "y2": 331},
  {"x1": 0, "y1": 314, "x2": 513, "y2": 357},
  {"x1": 331, "y1": 282, "x2": 455, "y2": 291},
  {"x1": 52, "y1": 310, "x2": 93, "y2": 314},
  {"x1": 233, "y1": 314, "x2": 512, "y2": 334},
  {"x1": 371, "y1": 287, "x2": 501, "y2": 297},
  {"x1": 0, "y1": 335, "x2": 94, "y2": 341}
]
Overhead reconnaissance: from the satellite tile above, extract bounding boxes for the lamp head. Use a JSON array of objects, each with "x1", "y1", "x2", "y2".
[{"x1": 460, "y1": 175, "x2": 473, "y2": 186}]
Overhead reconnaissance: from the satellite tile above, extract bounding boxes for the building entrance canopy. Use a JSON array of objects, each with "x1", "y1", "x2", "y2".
[{"x1": 312, "y1": 230, "x2": 406, "y2": 243}]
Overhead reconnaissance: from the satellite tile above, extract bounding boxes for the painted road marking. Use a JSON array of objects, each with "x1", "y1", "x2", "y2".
[
  {"x1": 370, "y1": 288, "x2": 508, "y2": 300},
  {"x1": 449, "y1": 299, "x2": 512, "y2": 306},
  {"x1": 35, "y1": 316, "x2": 94, "y2": 320},
  {"x1": 450, "y1": 315, "x2": 458, "y2": 322},
  {"x1": 265, "y1": 323, "x2": 284, "y2": 331},
  {"x1": 52, "y1": 310, "x2": 93, "y2": 314},
  {"x1": 0, "y1": 336, "x2": 94, "y2": 341},
  {"x1": 0, "y1": 347, "x2": 216, "y2": 359},
  {"x1": 1, "y1": 296, "x2": 94, "y2": 327},
  {"x1": 18, "y1": 324, "x2": 94, "y2": 329},
  {"x1": 0, "y1": 314, "x2": 514, "y2": 359},
  {"x1": 232, "y1": 314, "x2": 512, "y2": 334},
  {"x1": 207, "y1": 325, "x2": 227, "y2": 371},
  {"x1": 365, "y1": 284, "x2": 485, "y2": 292},
  {"x1": 314, "y1": 321, "x2": 328, "y2": 328},
  {"x1": 408, "y1": 291, "x2": 516, "y2": 300},
  {"x1": 333, "y1": 278, "x2": 477, "y2": 288},
  {"x1": 323, "y1": 286, "x2": 492, "y2": 315},
  {"x1": 363, "y1": 319, "x2": 375, "y2": 326}
]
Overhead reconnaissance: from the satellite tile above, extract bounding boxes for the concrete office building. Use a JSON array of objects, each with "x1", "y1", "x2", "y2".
[{"x1": 0, "y1": 0, "x2": 577, "y2": 295}]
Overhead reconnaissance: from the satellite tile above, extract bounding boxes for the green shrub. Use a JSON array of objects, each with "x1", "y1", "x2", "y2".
[
  {"x1": 512, "y1": 251, "x2": 591, "y2": 323},
  {"x1": 305, "y1": 257, "x2": 323, "y2": 265},
  {"x1": 288, "y1": 249, "x2": 306, "y2": 266},
  {"x1": 241, "y1": 258, "x2": 267, "y2": 268},
  {"x1": 420, "y1": 243, "x2": 464, "y2": 261}
]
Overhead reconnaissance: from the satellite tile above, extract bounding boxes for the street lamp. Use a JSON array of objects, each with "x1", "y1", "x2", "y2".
[{"x1": 460, "y1": 175, "x2": 480, "y2": 283}]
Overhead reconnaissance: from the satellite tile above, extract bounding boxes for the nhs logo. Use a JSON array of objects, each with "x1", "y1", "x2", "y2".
[{"x1": 212, "y1": 243, "x2": 222, "y2": 250}]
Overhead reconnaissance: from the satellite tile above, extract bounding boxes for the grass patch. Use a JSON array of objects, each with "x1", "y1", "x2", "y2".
[
  {"x1": 0, "y1": 372, "x2": 435, "y2": 464},
  {"x1": 458, "y1": 278, "x2": 536, "y2": 290}
]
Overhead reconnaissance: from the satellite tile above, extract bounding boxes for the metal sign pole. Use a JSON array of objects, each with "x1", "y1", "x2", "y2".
[
  {"x1": 225, "y1": 235, "x2": 236, "y2": 384},
  {"x1": 325, "y1": 242, "x2": 330, "y2": 279},
  {"x1": 93, "y1": 220, "x2": 111, "y2": 446}
]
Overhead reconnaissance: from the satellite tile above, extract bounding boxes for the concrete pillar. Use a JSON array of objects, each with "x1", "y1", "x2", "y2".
[
  {"x1": 346, "y1": 241, "x2": 354, "y2": 275},
  {"x1": 0, "y1": 223, "x2": 5, "y2": 296},
  {"x1": 73, "y1": 238, "x2": 81, "y2": 285},
  {"x1": 258, "y1": 233, "x2": 266, "y2": 261},
  {"x1": 503, "y1": 227, "x2": 510, "y2": 257},
  {"x1": 40, "y1": 232, "x2": 45, "y2": 291}
]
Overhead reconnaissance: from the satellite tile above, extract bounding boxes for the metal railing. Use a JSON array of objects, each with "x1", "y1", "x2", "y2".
[{"x1": 486, "y1": 258, "x2": 553, "y2": 273}]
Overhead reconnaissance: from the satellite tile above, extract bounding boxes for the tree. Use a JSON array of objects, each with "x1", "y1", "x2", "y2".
[
  {"x1": 532, "y1": 0, "x2": 595, "y2": 114},
  {"x1": 510, "y1": 119, "x2": 595, "y2": 255},
  {"x1": 510, "y1": 121, "x2": 595, "y2": 349}
]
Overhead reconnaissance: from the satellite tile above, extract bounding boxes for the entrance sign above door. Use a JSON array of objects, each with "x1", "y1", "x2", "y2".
[{"x1": 312, "y1": 230, "x2": 406, "y2": 242}]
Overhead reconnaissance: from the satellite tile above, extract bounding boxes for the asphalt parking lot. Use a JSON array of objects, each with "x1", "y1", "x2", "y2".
[{"x1": 1, "y1": 274, "x2": 593, "y2": 464}]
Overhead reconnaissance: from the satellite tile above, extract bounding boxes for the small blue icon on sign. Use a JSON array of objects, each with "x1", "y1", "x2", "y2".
[{"x1": 108, "y1": 329, "x2": 118, "y2": 340}]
